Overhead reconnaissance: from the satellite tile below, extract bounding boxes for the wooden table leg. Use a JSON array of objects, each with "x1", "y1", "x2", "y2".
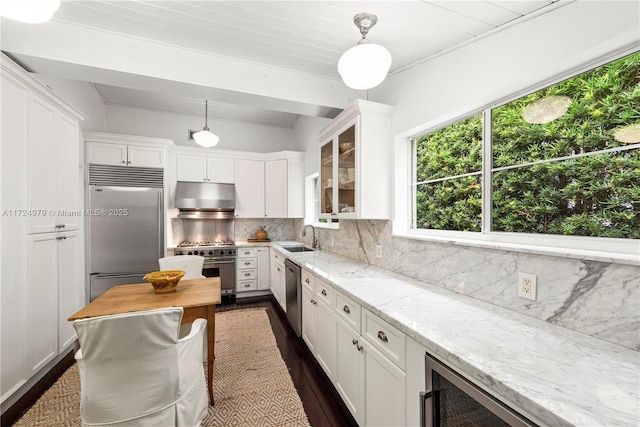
[{"x1": 207, "y1": 304, "x2": 215, "y2": 406}]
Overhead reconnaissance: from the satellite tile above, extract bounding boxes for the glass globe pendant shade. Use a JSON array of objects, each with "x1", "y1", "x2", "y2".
[
  {"x1": 338, "y1": 42, "x2": 392, "y2": 90},
  {"x1": 193, "y1": 128, "x2": 219, "y2": 148},
  {"x1": 0, "y1": 0, "x2": 60, "y2": 23}
]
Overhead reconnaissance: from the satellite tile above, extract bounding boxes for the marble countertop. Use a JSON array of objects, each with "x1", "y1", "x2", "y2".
[{"x1": 271, "y1": 243, "x2": 639, "y2": 427}]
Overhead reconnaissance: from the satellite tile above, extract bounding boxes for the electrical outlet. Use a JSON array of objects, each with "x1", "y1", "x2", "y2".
[
  {"x1": 277, "y1": 229, "x2": 282, "y2": 237},
  {"x1": 517, "y1": 272, "x2": 537, "y2": 300},
  {"x1": 376, "y1": 245, "x2": 382, "y2": 258}
]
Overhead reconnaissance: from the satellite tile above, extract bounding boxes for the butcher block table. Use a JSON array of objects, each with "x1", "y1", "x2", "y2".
[{"x1": 68, "y1": 278, "x2": 221, "y2": 406}]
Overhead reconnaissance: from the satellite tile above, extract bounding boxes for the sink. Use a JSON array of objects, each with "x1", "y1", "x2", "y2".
[{"x1": 283, "y1": 246, "x2": 315, "y2": 253}]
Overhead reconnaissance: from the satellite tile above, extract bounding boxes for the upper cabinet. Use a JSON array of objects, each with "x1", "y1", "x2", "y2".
[
  {"x1": 319, "y1": 99, "x2": 394, "y2": 220},
  {"x1": 85, "y1": 133, "x2": 169, "y2": 168},
  {"x1": 235, "y1": 154, "x2": 304, "y2": 219},
  {"x1": 176, "y1": 154, "x2": 235, "y2": 183}
]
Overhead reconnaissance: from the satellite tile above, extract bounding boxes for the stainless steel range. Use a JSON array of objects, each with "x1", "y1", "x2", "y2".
[{"x1": 175, "y1": 241, "x2": 237, "y2": 301}]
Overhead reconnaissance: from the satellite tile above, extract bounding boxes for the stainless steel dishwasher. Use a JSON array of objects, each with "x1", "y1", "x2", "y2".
[{"x1": 284, "y1": 258, "x2": 302, "y2": 337}]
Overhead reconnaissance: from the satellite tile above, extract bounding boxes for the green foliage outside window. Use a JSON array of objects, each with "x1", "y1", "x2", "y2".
[{"x1": 414, "y1": 51, "x2": 640, "y2": 238}]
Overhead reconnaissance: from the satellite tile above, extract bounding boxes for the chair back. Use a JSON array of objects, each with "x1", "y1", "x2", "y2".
[
  {"x1": 159, "y1": 255, "x2": 205, "y2": 279},
  {"x1": 72, "y1": 308, "x2": 183, "y2": 424}
]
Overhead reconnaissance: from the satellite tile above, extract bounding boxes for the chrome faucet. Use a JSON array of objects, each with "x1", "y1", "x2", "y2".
[{"x1": 301, "y1": 224, "x2": 320, "y2": 250}]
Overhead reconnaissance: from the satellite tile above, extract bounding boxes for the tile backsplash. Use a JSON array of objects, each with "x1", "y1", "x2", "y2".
[{"x1": 300, "y1": 219, "x2": 640, "y2": 351}]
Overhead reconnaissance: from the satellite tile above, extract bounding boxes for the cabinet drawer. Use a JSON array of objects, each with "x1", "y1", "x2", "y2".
[
  {"x1": 302, "y1": 269, "x2": 314, "y2": 291},
  {"x1": 238, "y1": 258, "x2": 257, "y2": 269},
  {"x1": 237, "y1": 280, "x2": 258, "y2": 292},
  {"x1": 362, "y1": 309, "x2": 406, "y2": 370},
  {"x1": 237, "y1": 269, "x2": 257, "y2": 280},
  {"x1": 238, "y1": 248, "x2": 257, "y2": 258},
  {"x1": 315, "y1": 278, "x2": 335, "y2": 308},
  {"x1": 336, "y1": 292, "x2": 361, "y2": 333}
]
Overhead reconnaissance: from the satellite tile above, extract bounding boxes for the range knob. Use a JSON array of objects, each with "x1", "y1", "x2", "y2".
[
  {"x1": 209, "y1": 250, "x2": 213, "y2": 256},
  {"x1": 199, "y1": 251, "x2": 205, "y2": 256},
  {"x1": 177, "y1": 252, "x2": 184, "y2": 256},
  {"x1": 187, "y1": 251, "x2": 193, "y2": 255}
]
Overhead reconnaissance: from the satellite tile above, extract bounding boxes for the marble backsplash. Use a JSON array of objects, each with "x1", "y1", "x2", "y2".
[
  {"x1": 170, "y1": 218, "x2": 300, "y2": 244},
  {"x1": 234, "y1": 218, "x2": 300, "y2": 242},
  {"x1": 299, "y1": 219, "x2": 640, "y2": 351}
]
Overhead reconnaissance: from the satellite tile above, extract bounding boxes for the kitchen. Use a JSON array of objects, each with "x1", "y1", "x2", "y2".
[{"x1": 1, "y1": 1, "x2": 639, "y2": 426}]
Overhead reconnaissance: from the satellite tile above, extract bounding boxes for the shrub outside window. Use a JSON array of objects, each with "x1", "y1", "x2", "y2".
[{"x1": 412, "y1": 51, "x2": 640, "y2": 241}]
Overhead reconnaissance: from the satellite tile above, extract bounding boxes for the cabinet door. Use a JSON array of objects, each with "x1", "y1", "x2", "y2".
[
  {"x1": 335, "y1": 318, "x2": 365, "y2": 424},
  {"x1": 176, "y1": 155, "x2": 207, "y2": 182},
  {"x1": 256, "y1": 248, "x2": 270, "y2": 290},
  {"x1": 27, "y1": 234, "x2": 59, "y2": 375},
  {"x1": 320, "y1": 138, "x2": 335, "y2": 216},
  {"x1": 364, "y1": 344, "x2": 407, "y2": 427},
  {"x1": 207, "y1": 158, "x2": 235, "y2": 183},
  {"x1": 336, "y1": 123, "x2": 357, "y2": 218},
  {"x1": 86, "y1": 141, "x2": 127, "y2": 166},
  {"x1": 316, "y1": 299, "x2": 337, "y2": 381},
  {"x1": 56, "y1": 114, "x2": 81, "y2": 231},
  {"x1": 27, "y1": 93, "x2": 58, "y2": 234},
  {"x1": 127, "y1": 145, "x2": 164, "y2": 168},
  {"x1": 265, "y1": 159, "x2": 287, "y2": 218},
  {"x1": 0, "y1": 71, "x2": 29, "y2": 401},
  {"x1": 301, "y1": 286, "x2": 317, "y2": 352},
  {"x1": 276, "y1": 263, "x2": 286, "y2": 312},
  {"x1": 235, "y1": 160, "x2": 265, "y2": 218},
  {"x1": 58, "y1": 231, "x2": 84, "y2": 352}
]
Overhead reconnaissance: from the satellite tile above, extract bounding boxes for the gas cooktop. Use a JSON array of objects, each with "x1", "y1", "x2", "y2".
[{"x1": 177, "y1": 240, "x2": 235, "y2": 248}]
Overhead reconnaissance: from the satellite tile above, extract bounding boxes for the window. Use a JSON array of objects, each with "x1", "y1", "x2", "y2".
[{"x1": 411, "y1": 51, "x2": 639, "y2": 248}]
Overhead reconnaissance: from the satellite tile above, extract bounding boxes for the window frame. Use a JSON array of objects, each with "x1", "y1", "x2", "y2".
[{"x1": 401, "y1": 49, "x2": 640, "y2": 265}]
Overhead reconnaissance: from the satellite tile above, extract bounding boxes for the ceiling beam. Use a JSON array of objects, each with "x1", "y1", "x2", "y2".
[{"x1": 1, "y1": 19, "x2": 355, "y2": 118}]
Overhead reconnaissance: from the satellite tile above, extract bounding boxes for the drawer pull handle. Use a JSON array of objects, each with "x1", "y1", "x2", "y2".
[
  {"x1": 245, "y1": 262, "x2": 251, "y2": 265},
  {"x1": 356, "y1": 343, "x2": 363, "y2": 352},
  {"x1": 244, "y1": 284, "x2": 251, "y2": 288},
  {"x1": 305, "y1": 278, "x2": 310, "y2": 284},
  {"x1": 353, "y1": 339, "x2": 363, "y2": 352},
  {"x1": 377, "y1": 331, "x2": 388, "y2": 343},
  {"x1": 321, "y1": 289, "x2": 327, "y2": 296},
  {"x1": 352, "y1": 339, "x2": 358, "y2": 345},
  {"x1": 244, "y1": 273, "x2": 250, "y2": 276},
  {"x1": 343, "y1": 305, "x2": 350, "y2": 314}
]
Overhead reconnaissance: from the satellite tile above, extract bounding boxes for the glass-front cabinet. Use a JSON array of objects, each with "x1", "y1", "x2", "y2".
[
  {"x1": 319, "y1": 99, "x2": 394, "y2": 220},
  {"x1": 321, "y1": 123, "x2": 357, "y2": 218}
]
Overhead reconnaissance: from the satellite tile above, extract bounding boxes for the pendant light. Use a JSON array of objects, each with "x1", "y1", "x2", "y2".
[
  {"x1": 0, "y1": 0, "x2": 60, "y2": 24},
  {"x1": 193, "y1": 100, "x2": 219, "y2": 148},
  {"x1": 338, "y1": 13, "x2": 392, "y2": 90}
]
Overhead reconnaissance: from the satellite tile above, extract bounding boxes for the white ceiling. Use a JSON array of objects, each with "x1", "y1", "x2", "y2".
[{"x1": 2, "y1": 0, "x2": 558, "y2": 127}]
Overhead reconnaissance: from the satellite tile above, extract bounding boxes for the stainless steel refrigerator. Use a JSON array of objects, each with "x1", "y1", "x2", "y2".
[{"x1": 88, "y1": 165, "x2": 164, "y2": 301}]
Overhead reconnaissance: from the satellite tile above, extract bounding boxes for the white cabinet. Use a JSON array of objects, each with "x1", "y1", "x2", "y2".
[
  {"x1": 405, "y1": 337, "x2": 428, "y2": 427},
  {"x1": 27, "y1": 231, "x2": 83, "y2": 376},
  {"x1": 176, "y1": 154, "x2": 235, "y2": 183},
  {"x1": 319, "y1": 99, "x2": 394, "y2": 220},
  {"x1": 237, "y1": 247, "x2": 258, "y2": 292},
  {"x1": 333, "y1": 293, "x2": 407, "y2": 426},
  {"x1": 235, "y1": 160, "x2": 265, "y2": 218},
  {"x1": 1, "y1": 54, "x2": 85, "y2": 406},
  {"x1": 235, "y1": 155, "x2": 304, "y2": 219},
  {"x1": 257, "y1": 247, "x2": 270, "y2": 290},
  {"x1": 265, "y1": 157, "x2": 304, "y2": 218},
  {"x1": 27, "y1": 94, "x2": 82, "y2": 234},
  {"x1": 269, "y1": 250, "x2": 286, "y2": 311},
  {"x1": 87, "y1": 141, "x2": 165, "y2": 168}
]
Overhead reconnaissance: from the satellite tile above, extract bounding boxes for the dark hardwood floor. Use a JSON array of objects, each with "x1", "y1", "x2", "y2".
[
  {"x1": 219, "y1": 295, "x2": 358, "y2": 427},
  {"x1": 3, "y1": 295, "x2": 357, "y2": 427}
]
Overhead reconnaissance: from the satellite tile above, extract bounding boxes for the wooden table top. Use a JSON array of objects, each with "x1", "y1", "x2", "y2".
[{"x1": 68, "y1": 278, "x2": 221, "y2": 321}]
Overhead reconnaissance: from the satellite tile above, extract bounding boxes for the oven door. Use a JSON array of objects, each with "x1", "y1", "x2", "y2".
[
  {"x1": 421, "y1": 353, "x2": 536, "y2": 427},
  {"x1": 203, "y1": 258, "x2": 236, "y2": 296}
]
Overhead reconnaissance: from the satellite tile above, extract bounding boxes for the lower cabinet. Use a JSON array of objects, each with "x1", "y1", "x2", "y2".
[
  {"x1": 301, "y1": 279, "x2": 407, "y2": 427},
  {"x1": 257, "y1": 247, "x2": 270, "y2": 290},
  {"x1": 270, "y1": 251, "x2": 286, "y2": 311},
  {"x1": 237, "y1": 246, "x2": 271, "y2": 294}
]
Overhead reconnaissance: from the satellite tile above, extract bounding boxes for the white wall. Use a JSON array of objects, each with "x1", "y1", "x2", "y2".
[
  {"x1": 105, "y1": 104, "x2": 297, "y2": 152},
  {"x1": 33, "y1": 73, "x2": 106, "y2": 132}
]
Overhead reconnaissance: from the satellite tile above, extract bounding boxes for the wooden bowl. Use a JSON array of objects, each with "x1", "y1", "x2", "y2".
[{"x1": 143, "y1": 270, "x2": 185, "y2": 293}]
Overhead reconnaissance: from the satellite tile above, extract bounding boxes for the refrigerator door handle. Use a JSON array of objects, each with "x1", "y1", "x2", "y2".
[{"x1": 158, "y1": 190, "x2": 164, "y2": 259}]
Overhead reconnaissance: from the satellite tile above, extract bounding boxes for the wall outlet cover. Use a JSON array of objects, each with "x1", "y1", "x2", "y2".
[{"x1": 517, "y1": 272, "x2": 537, "y2": 301}]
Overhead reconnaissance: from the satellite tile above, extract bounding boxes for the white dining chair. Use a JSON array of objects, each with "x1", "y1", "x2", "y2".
[
  {"x1": 72, "y1": 307, "x2": 209, "y2": 426},
  {"x1": 159, "y1": 255, "x2": 205, "y2": 279}
]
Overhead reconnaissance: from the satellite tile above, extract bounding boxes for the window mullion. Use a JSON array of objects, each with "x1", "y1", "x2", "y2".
[{"x1": 482, "y1": 109, "x2": 493, "y2": 234}]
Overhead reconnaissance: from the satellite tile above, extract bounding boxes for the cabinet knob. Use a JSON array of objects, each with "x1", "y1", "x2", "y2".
[
  {"x1": 377, "y1": 331, "x2": 388, "y2": 343},
  {"x1": 127, "y1": 161, "x2": 131, "y2": 164},
  {"x1": 321, "y1": 289, "x2": 327, "y2": 296},
  {"x1": 305, "y1": 278, "x2": 310, "y2": 284},
  {"x1": 343, "y1": 305, "x2": 351, "y2": 314},
  {"x1": 122, "y1": 160, "x2": 126, "y2": 164}
]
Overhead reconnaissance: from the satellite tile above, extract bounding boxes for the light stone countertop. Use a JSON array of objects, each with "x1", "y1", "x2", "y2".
[{"x1": 271, "y1": 243, "x2": 640, "y2": 427}]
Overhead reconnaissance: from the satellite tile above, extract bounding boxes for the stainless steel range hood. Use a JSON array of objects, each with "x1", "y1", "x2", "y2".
[{"x1": 175, "y1": 181, "x2": 235, "y2": 219}]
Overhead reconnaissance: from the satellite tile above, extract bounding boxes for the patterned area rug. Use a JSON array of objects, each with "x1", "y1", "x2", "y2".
[{"x1": 14, "y1": 308, "x2": 311, "y2": 427}]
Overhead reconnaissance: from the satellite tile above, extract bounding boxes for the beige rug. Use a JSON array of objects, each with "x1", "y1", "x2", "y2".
[{"x1": 14, "y1": 308, "x2": 311, "y2": 427}]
